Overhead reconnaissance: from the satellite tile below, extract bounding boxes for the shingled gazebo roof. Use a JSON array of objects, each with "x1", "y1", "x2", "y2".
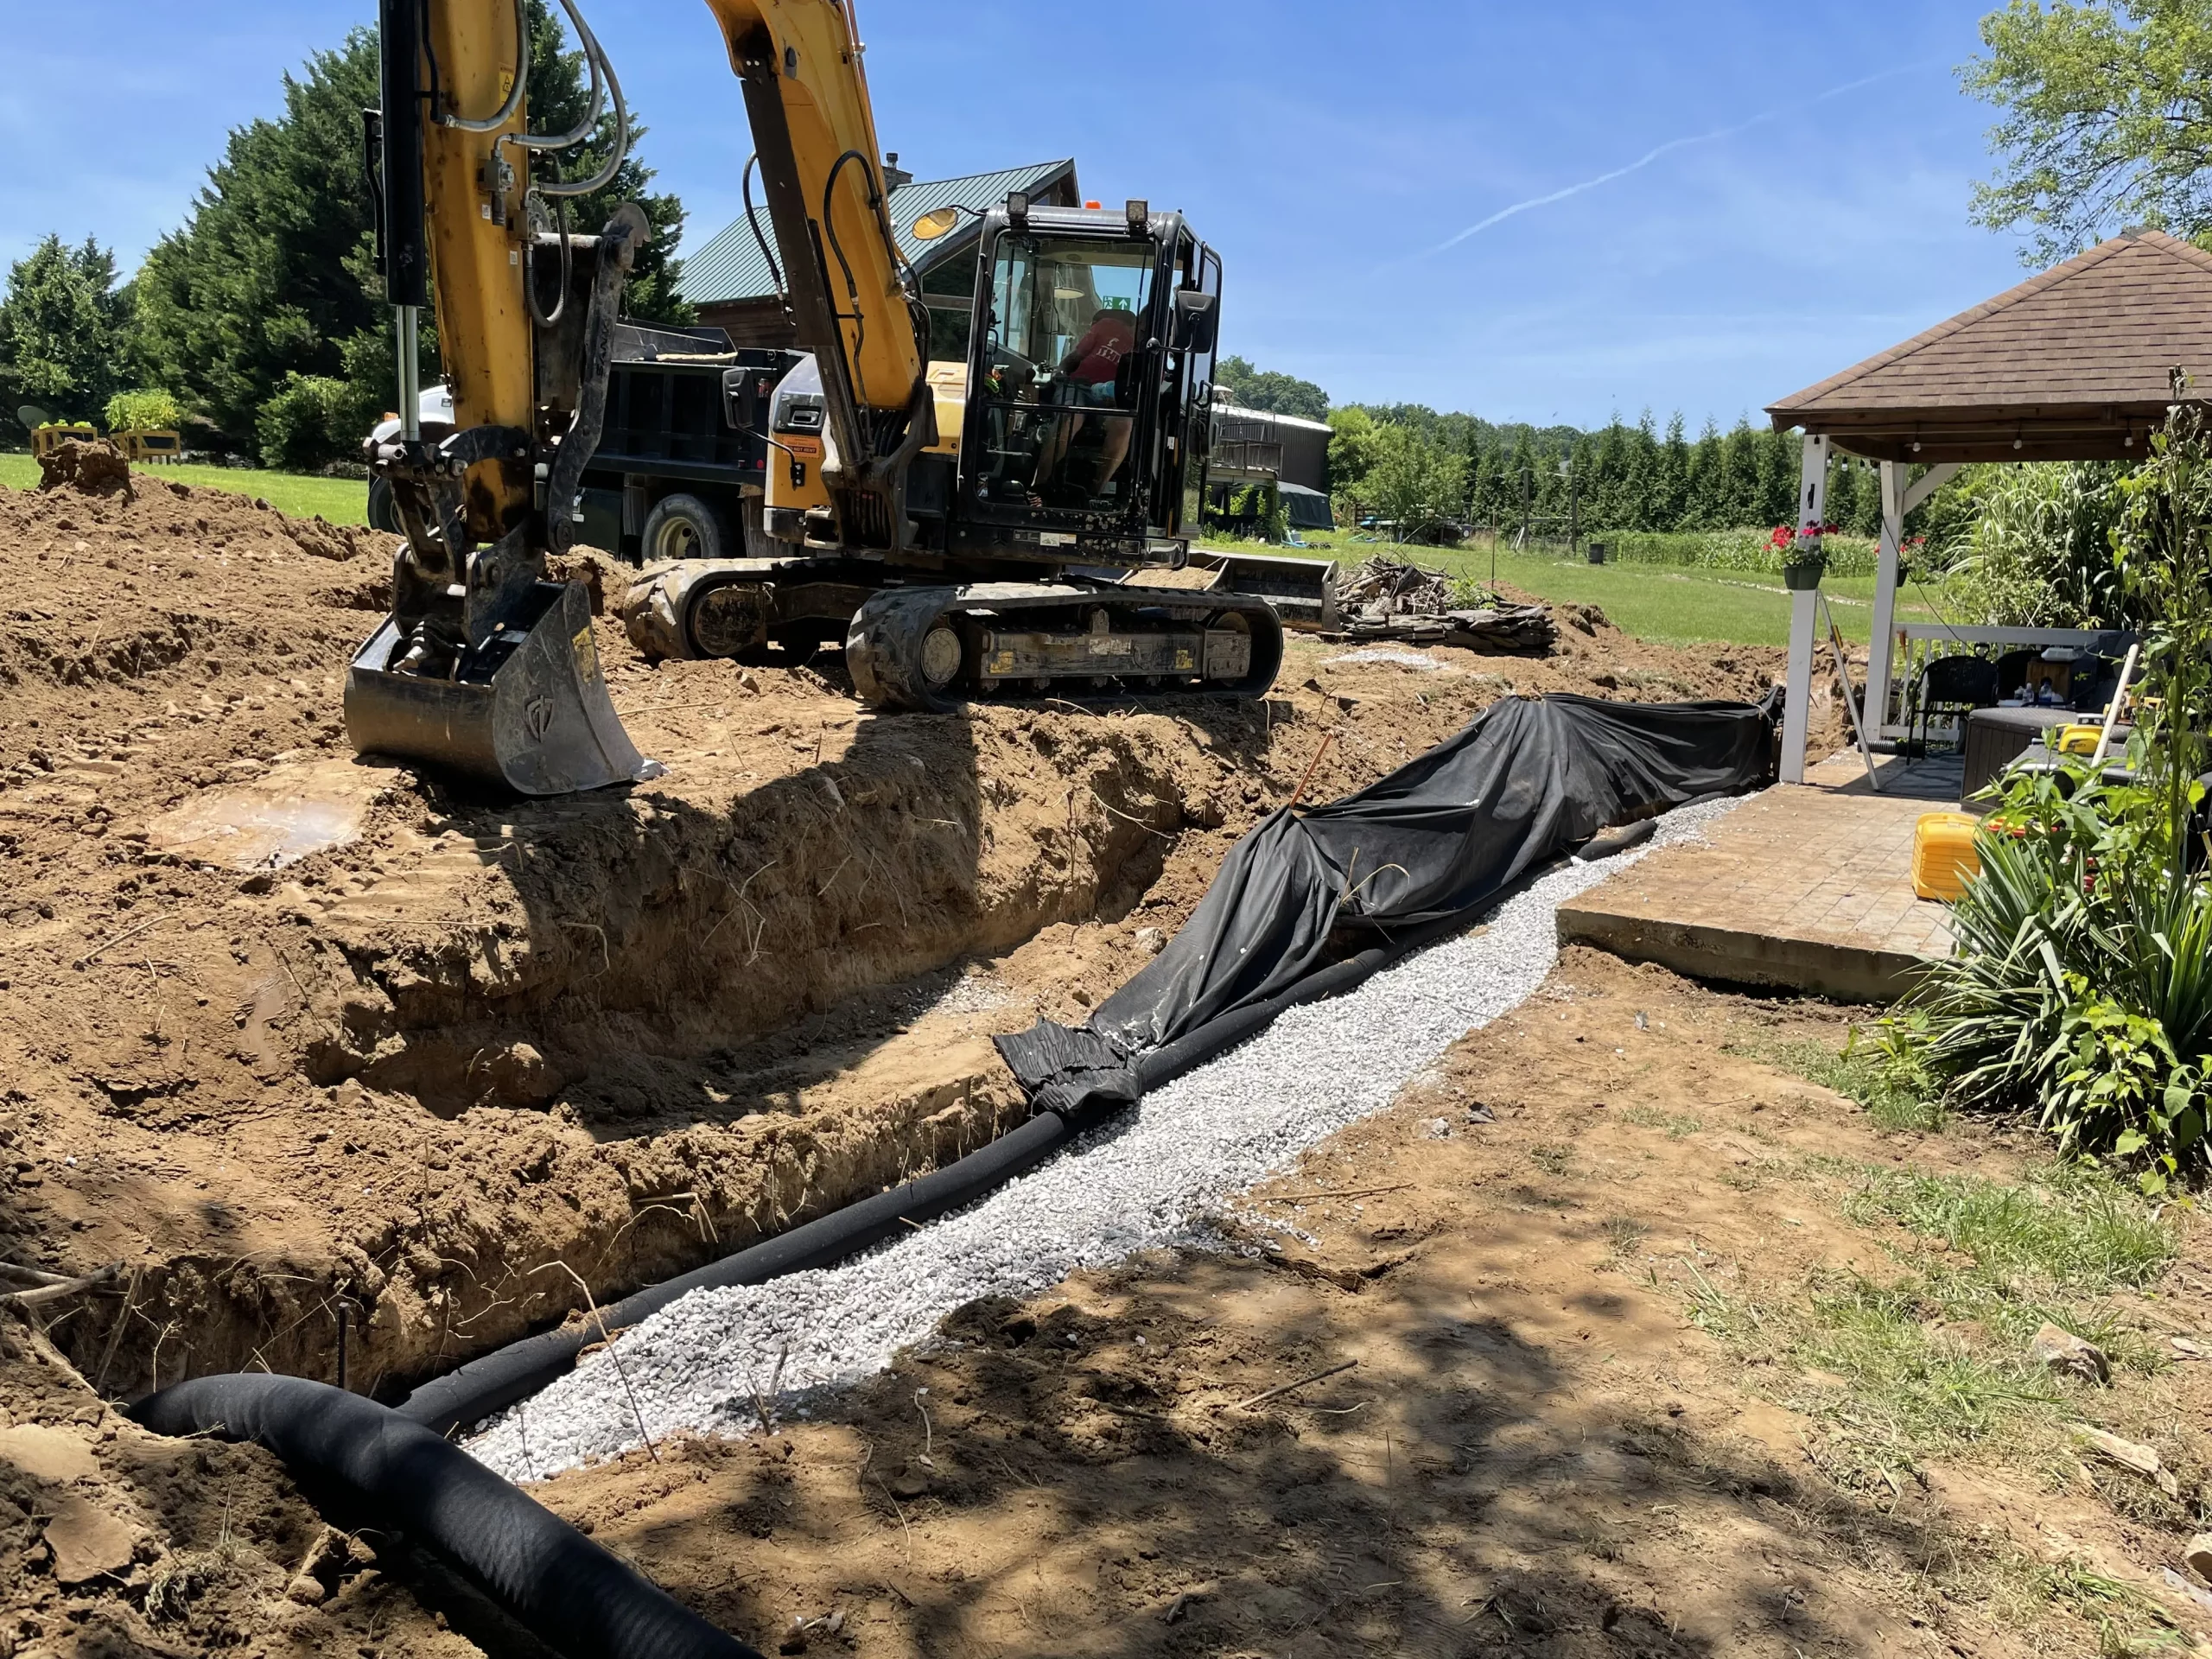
[{"x1": 1766, "y1": 228, "x2": 2212, "y2": 463}]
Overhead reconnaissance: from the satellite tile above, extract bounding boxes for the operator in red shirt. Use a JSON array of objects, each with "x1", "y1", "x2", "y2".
[{"x1": 1031, "y1": 306, "x2": 1138, "y2": 500}]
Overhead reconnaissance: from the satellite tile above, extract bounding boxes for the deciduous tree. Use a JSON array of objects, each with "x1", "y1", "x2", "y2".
[
  {"x1": 1965, "y1": 0, "x2": 2212, "y2": 262},
  {"x1": 1217, "y1": 354, "x2": 1329, "y2": 421}
]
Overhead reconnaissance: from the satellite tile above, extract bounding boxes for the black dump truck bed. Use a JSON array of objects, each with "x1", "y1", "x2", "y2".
[{"x1": 572, "y1": 327, "x2": 796, "y2": 563}]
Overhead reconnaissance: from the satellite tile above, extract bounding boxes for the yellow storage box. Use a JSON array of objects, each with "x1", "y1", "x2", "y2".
[
  {"x1": 2056, "y1": 722, "x2": 2106, "y2": 756},
  {"x1": 1912, "y1": 811, "x2": 1981, "y2": 902}
]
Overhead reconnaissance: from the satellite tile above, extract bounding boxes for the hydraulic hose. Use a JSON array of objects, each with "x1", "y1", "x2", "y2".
[
  {"x1": 432, "y1": 0, "x2": 528, "y2": 131},
  {"x1": 128, "y1": 1376, "x2": 762, "y2": 1659}
]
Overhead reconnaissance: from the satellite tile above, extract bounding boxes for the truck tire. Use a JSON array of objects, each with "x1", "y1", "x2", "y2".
[
  {"x1": 640, "y1": 493, "x2": 733, "y2": 564},
  {"x1": 367, "y1": 476, "x2": 399, "y2": 534}
]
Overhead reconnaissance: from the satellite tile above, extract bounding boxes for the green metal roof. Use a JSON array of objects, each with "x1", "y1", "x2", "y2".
[{"x1": 678, "y1": 158, "x2": 1077, "y2": 306}]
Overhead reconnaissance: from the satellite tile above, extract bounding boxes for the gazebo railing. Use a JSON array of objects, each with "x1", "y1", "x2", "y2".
[{"x1": 1878, "y1": 623, "x2": 2137, "y2": 744}]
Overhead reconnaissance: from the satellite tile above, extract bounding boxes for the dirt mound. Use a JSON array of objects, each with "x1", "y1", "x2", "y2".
[
  {"x1": 35, "y1": 437, "x2": 133, "y2": 496},
  {"x1": 0, "y1": 473, "x2": 1835, "y2": 1412}
]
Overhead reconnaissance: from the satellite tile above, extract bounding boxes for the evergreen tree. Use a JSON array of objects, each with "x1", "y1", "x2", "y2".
[
  {"x1": 1680, "y1": 417, "x2": 1719, "y2": 527},
  {"x1": 1713, "y1": 419, "x2": 1758, "y2": 526},
  {"x1": 1825, "y1": 450, "x2": 1860, "y2": 531},
  {"x1": 1749, "y1": 423, "x2": 1794, "y2": 524},
  {"x1": 0, "y1": 235, "x2": 130, "y2": 436},
  {"x1": 134, "y1": 1, "x2": 688, "y2": 460},
  {"x1": 1505, "y1": 427, "x2": 1537, "y2": 536},
  {"x1": 1655, "y1": 411, "x2": 1689, "y2": 530}
]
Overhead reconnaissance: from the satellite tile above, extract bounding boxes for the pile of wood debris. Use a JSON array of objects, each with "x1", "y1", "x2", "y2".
[{"x1": 1329, "y1": 556, "x2": 1557, "y2": 652}]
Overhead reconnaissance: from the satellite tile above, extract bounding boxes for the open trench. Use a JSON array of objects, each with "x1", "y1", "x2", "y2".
[{"x1": 0, "y1": 475, "x2": 1817, "y2": 1414}]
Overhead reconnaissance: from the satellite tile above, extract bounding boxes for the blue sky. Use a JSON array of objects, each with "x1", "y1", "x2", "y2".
[{"x1": 3, "y1": 0, "x2": 2030, "y2": 429}]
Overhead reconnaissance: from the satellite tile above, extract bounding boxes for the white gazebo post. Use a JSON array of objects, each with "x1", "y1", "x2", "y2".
[
  {"x1": 1779, "y1": 431, "x2": 1830, "y2": 785},
  {"x1": 1866, "y1": 459, "x2": 1961, "y2": 745},
  {"x1": 1866, "y1": 460, "x2": 1905, "y2": 741}
]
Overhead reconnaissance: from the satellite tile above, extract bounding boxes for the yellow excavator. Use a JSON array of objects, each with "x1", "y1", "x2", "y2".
[{"x1": 353, "y1": 0, "x2": 1281, "y2": 795}]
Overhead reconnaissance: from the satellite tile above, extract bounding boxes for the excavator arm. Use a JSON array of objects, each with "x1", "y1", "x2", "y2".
[
  {"x1": 701, "y1": 0, "x2": 933, "y2": 544},
  {"x1": 346, "y1": 0, "x2": 656, "y2": 795}
]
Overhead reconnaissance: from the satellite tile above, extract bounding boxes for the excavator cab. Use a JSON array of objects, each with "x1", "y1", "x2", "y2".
[{"x1": 958, "y1": 200, "x2": 1220, "y2": 569}]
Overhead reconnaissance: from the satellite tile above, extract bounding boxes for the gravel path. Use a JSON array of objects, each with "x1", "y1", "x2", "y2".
[{"x1": 469, "y1": 795, "x2": 1746, "y2": 1481}]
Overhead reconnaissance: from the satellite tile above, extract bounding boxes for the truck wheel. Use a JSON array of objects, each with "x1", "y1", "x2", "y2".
[
  {"x1": 367, "y1": 477, "x2": 399, "y2": 534},
  {"x1": 640, "y1": 493, "x2": 733, "y2": 564}
]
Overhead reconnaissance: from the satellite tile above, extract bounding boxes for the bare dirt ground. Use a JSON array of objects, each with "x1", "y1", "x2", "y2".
[
  {"x1": 522, "y1": 950, "x2": 2212, "y2": 1659},
  {"x1": 0, "y1": 461, "x2": 1864, "y2": 1654},
  {"x1": 0, "y1": 468, "x2": 1820, "y2": 1401}
]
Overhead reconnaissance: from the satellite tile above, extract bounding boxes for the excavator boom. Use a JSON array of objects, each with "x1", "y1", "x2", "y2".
[{"x1": 704, "y1": 3, "x2": 923, "y2": 436}]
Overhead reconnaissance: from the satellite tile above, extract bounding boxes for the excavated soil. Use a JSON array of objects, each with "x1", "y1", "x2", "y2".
[
  {"x1": 0, "y1": 466, "x2": 1837, "y2": 1445},
  {"x1": 520, "y1": 950, "x2": 2212, "y2": 1659}
]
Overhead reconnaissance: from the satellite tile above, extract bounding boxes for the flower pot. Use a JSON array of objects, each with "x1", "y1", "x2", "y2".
[{"x1": 1782, "y1": 554, "x2": 1827, "y2": 591}]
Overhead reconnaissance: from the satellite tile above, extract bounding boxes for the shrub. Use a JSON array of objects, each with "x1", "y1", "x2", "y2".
[
  {"x1": 256, "y1": 372, "x2": 372, "y2": 471},
  {"x1": 1885, "y1": 762, "x2": 2212, "y2": 1189},
  {"x1": 104, "y1": 387, "x2": 183, "y2": 432}
]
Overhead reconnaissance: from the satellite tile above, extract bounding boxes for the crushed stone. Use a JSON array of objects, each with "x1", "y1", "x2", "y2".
[
  {"x1": 1319, "y1": 648, "x2": 1445, "y2": 671},
  {"x1": 467, "y1": 793, "x2": 1746, "y2": 1480}
]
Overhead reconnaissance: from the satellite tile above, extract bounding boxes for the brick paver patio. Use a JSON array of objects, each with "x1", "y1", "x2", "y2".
[{"x1": 1556, "y1": 753, "x2": 1955, "y2": 1001}]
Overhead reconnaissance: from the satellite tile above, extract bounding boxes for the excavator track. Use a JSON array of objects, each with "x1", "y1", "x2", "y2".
[
  {"x1": 621, "y1": 563, "x2": 1287, "y2": 714},
  {"x1": 843, "y1": 582, "x2": 1284, "y2": 713}
]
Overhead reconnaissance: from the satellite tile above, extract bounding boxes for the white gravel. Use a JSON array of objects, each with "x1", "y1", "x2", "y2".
[
  {"x1": 469, "y1": 793, "x2": 1746, "y2": 1481},
  {"x1": 1319, "y1": 647, "x2": 1445, "y2": 671}
]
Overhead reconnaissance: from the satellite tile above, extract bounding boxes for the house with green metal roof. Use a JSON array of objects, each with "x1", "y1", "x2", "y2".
[{"x1": 679, "y1": 157, "x2": 1079, "y2": 356}]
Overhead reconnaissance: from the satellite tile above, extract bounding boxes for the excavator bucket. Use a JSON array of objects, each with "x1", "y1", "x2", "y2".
[{"x1": 345, "y1": 578, "x2": 653, "y2": 796}]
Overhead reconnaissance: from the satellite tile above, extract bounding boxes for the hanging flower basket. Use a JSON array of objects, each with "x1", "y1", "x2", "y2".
[{"x1": 1772, "y1": 524, "x2": 1835, "y2": 590}]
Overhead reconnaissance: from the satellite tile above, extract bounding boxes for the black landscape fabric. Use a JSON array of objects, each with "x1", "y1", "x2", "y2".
[{"x1": 996, "y1": 694, "x2": 1776, "y2": 1112}]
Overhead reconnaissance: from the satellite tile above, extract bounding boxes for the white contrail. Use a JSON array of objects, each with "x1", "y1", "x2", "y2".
[{"x1": 1427, "y1": 61, "x2": 1942, "y2": 256}]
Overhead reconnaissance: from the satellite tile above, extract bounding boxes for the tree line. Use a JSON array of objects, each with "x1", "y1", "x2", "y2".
[
  {"x1": 1326, "y1": 404, "x2": 1899, "y2": 537},
  {"x1": 0, "y1": 0, "x2": 687, "y2": 469},
  {"x1": 1217, "y1": 352, "x2": 1903, "y2": 538}
]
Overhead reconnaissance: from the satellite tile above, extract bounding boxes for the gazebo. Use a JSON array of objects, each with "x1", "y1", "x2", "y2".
[{"x1": 1764, "y1": 227, "x2": 2212, "y2": 782}]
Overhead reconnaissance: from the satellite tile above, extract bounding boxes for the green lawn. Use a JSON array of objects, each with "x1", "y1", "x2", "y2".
[
  {"x1": 1240, "y1": 529, "x2": 1950, "y2": 649},
  {"x1": 0, "y1": 452, "x2": 370, "y2": 524}
]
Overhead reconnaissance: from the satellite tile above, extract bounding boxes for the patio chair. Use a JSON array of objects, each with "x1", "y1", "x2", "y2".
[{"x1": 1908, "y1": 654, "x2": 1999, "y2": 757}]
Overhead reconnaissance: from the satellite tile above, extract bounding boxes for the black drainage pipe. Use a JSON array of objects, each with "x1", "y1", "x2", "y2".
[
  {"x1": 397, "y1": 1104, "x2": 1092, "y2": 1437},
  {"x1": 398, "y1": 805, "x2": 1720, "y2": 1439},
  {"x1": 127, "y1": 1374, "x2": 763, "y2": 1659}
]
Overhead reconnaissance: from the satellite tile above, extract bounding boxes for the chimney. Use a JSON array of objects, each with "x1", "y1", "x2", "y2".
[{"x1": 882, "y1": 151, "x2": 913, "y2": 193}]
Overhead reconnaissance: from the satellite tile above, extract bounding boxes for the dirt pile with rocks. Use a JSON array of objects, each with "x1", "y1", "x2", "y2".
[{"x1": 0, "y1": 465, "x2": 1834, "y2": 1417}]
